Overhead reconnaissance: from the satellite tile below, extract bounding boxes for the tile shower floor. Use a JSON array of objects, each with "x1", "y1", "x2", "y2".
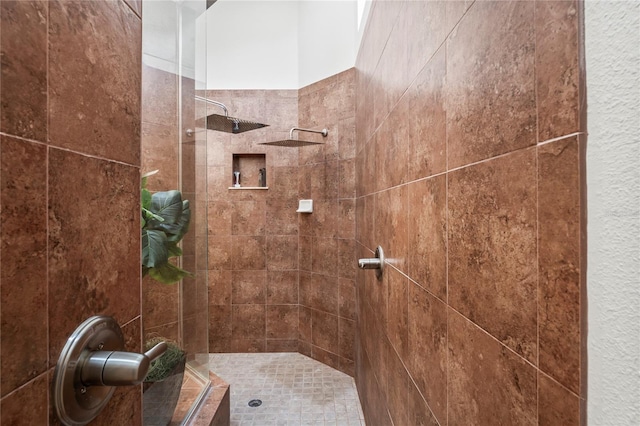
[{"x1": 208, "y1": 353, "x2": 366, "y2": 426}]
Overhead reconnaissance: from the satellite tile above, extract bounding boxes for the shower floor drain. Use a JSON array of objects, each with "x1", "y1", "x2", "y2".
[{"x1": 248, "y1": 399, "x2": 262, "y2": 407}]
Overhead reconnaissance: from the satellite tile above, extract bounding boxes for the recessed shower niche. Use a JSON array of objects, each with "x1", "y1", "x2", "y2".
[{"x1": 230, "y1": 153, "x2": 268, "y2": 189}]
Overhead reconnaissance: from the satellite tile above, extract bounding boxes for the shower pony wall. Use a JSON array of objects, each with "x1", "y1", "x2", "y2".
[
  {"x1": 1, "y1": 0, "x2": 144, "y2": 423},
  {"x1": 205, "y1": 69, "x2": 357, "y2": 375},
  {"x1": 355, "y1": 1, "x2": 585, "y2": 425}
]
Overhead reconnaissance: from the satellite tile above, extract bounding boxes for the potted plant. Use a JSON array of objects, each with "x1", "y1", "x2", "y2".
[
  {"x1": 141, "y1": 170, "x2": 191, "y2": 284},
  {"x1": 142, "y1": 337, "x2": 187, "y2": 426}
]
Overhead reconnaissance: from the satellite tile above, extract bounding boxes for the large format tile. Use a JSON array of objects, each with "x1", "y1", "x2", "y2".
[
  {"x1": 299, "y1": 272, "x2": 338, "y2": 316},
  {"x1": 406, "y1": 47, "x2": 447, "y2": 182},
  {"x1": 142, "y1": 275, "x2": 179, "y2": 331},
  {"x1": 538, "y1": 372, "x2": 581, "y2": 426},
  {"x1": 446, "y1": 0, "x2": 536, "y2": 168},
  {"x1": 311, "y1": 310, "x2": 339, "y2": 353},
  {"x1": 141, "y1": 65, "x2": 177, "y2": 127},
  {"x1": 231, "y1": 305, "x2": 265, "y2": 340},
  {"x1": 266, "y1": 270, "x2": 298, "y2": 305},
  {"x1": 401, "y1": 0, "x2": 447, "y2": 85},
  {"x1": 385, "y1": 346, "x2": 410, "y2": 426},
  {"x1": 1, "y1": 372, "x2": 48, "y2": 425},
  {"x1": 231, "y1": 200, "x2": 266, "y2": 236},
  {"x1": 231, "y1": 270, "x2": 266, "y2": 305},
  {"x1": 386, "y1": 266, "x2": 408, "y2": 361},
  {"x1": 141, "y1": 124, "x2": 179, "y2": 191},
  {"x1": 266, "y1": 305, "x2": 298, "y2": 339},
  {"x1": 375, "y1": 104, "x2": 408, "y2": 190},
  {"x1": 49, "y1": 0, "x2": 141, "y2": 164},
  {"x1": 209, "y1": 305, "x2": 232, "y2": 353},
  {"x1": 407, "y1": 175, "x2": 447, "y2": 300},
  {"x1": 0, "y1": 136, "x2": 47, "y2": 396},
  {"x1": 538, "y1": 137, "x2": 582, "y2": 393},
  {"x1": 311, "y1": 237, "x2": 338, "y2": 276},
  {"x1": 408, "y1": 380, "x2": 440, "y2": 426},
  {"x1": 48, "y1": 148, "x2": 140, "y2": 364},
  {"x1": 0, "y1": 0, "x2": 48, "y2": 141},
  {"x1": 208, "y1": 270, "x2": 232, "y2": 306},
  {"x1": 231, "y1": 236, "x2": 265, "y2": 270},
  {"x1": 536, "y1": 0, "x2": 581, "y2": 141},
  {"x1": 338, "y1": 237, "x2": 357, "y2": 280},
  {"x1": 448, "y1": 310, "x2": 537, "y2": 425},
  {"x1": 266, "y1": 235, "x2": 298, "y2": 271},
  {"x1": 408, "y1": 282, "x2": 447, "y2": 424},
  {"x1": 448, "y1": 148, "x2": 537, "y2": 362},
  {"x1": 265, "y1": 199, "x2": 298, "y2": 236},
  {"x1": 375, "y1": 186, "x2": 408, "y2": 272}
]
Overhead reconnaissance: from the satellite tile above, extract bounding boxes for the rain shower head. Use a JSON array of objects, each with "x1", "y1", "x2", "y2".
[
  {"x1": 195, "y1": 95, "x2": 269, "y2": 134},
  {"x1": 260, "y1": 127, "x2": 329, "y2": 147}
]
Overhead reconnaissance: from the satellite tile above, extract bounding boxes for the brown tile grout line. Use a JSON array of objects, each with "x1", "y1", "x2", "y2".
[
  {"x1": 0, "y1": 132, "x2": 143, "y2": 171},
  {"x1": 536, "y1": 144, "x2": 541, "y2": 424},
  {"x1": 356, "y1": 0, "x2": 477, "y2": 158},
  {"x1": 444, "y1": 34, "x2": 450, "y2": 426},
  {"x1": 353, "y1": 131, "x2": 586, "y2": 203},
  {"x1": 46, "y1": 0, "x2": 51, "y2": 414},
  {"x1": 0, "y1": 3, "x2": 3, "y2": 414},
  {"x1": 368, "y1": 258, "x2": 582, "y2": 401},
  {"x1": 0, "y1": 367, "x2": 51, "y2": 402}
]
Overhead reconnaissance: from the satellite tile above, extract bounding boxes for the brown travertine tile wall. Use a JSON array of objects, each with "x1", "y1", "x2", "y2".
[
  {"x1": 206, "y1": 90, "x2": 301, "y2": 354},
  {"x1": 0, "y1": 0, "x2": 143, "y2": 424},
  {"x1": 355, "y1": 1, "x2": 585, "y2": 425},
  {"x1": 205, "y1": 73, "x2": 357, "y2": 373},
  {"x1": 298, "y1": 69, "x2": 357, "y2": 376}
]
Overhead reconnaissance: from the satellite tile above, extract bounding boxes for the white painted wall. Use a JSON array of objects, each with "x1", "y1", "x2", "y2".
[
  {"x1": 298, "y1": 1, "x2": 357, "y2": 87},
  {"x1": 585, "y1": 1, "x2": 640, "y2": 424},
  {"x1": 206, "y1": 0, "x2": 299, "y2": 89},
  {"x1": 143, "y1": 1, "x2": 179, "y2": 74},
  {"x1": 205, "y1": 0, "x2": 359, "y2": 89}
]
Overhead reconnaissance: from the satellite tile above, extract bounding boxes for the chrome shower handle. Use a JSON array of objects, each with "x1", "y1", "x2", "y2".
[
  {"x1": 53, "y1": 316, "x2": 170, "y2": 425},
  {"x1": 358, "y1": 258, "x2": 381, "y2": 269},
  {"x1": 80, "y1": 342, "x2": 168, "y2": 387},
  {"x1": 358, "y1": 246, "x2": 385, "y2": 279}
]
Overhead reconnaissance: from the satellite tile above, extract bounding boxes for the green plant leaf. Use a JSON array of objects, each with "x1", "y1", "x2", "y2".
[
  {"x1": 142, "y1": 207, "x2": 165, "y2": 224},
  {"x1": 140, "y1": 171, "x2": 192, "y2": 285},
  {"x1": 150, "y1": 190, "x2": 183, "y2": 225},
  {"x1": 148, "y1": 262, "x2": 191, "y2": 284},
  {"x1": 142, "y1": 229, "x2": 168, "y2": 268},
  {"x1": 166, "y1": 200, "x2": 191, "y2": 242},
  {"x1": 141, "y1": 187, "x2": 152, "y2": 210},
  {"x1": 166, "y1": 241, "x2": 183, "y2": 257}
]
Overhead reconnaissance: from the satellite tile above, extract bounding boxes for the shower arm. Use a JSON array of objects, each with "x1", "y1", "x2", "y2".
[
  {"x1": 195, "y1": 95, "x2": 229, "y2": 117},
  {"x1": 289, "y1": 127, "x2": 329, "y2": 139}
]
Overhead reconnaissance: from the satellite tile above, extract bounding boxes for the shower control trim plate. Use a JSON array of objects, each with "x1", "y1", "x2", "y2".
[{"x1": 53, "y1": 316, "x2": 167, "y2": 425}]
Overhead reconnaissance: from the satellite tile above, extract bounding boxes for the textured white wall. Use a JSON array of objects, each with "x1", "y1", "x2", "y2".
[{"x1": 585, "y1": 2, "x2": 640, "y2": 424}]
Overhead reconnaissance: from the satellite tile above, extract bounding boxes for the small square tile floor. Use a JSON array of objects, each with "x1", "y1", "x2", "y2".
[{"x1": 209, "y1": 353, "x2": 366, "y2": 426}]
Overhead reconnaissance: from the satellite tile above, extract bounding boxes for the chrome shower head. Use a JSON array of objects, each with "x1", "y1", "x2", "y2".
[
  {"x1": 196, "y1": 96, "x2": 269, "y2": 134},
  {"x1": 260, "y1": 127, "x2": 328, "y2": 147}
]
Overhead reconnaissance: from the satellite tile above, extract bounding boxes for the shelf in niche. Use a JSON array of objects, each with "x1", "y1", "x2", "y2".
[{"x1": 232, "y1": 153, "x2": 267, "y2": 188}]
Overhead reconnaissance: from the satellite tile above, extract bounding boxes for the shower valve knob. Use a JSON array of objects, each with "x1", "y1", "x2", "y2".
[
  {"x1": 53, "y1": 316, "x2": 169, "y2": 426},
  {"x1": 81, "y1": 342, "x2": 167, "y2": 387}
]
